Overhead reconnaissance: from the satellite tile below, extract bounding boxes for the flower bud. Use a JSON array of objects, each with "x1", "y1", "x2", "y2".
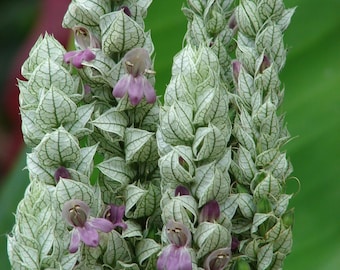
[
  {"x1": 199, "y1": 200, "x2": 220, "y2": 223},
  {"x1": 54, "y1": 166, "x2": 71, "y2": 183},
  {"x1": 256, "y1": 197, "x2": 272, "y2": 213},
  {"x1": 282, "y1": 208, "x2": 294, "y2": 228},
  {"x1": 175, "y1": 185, "x2": 190, "y2": 196},
  {"x1": 204, "y1": 247, "x2": 231, "y2": 270}
]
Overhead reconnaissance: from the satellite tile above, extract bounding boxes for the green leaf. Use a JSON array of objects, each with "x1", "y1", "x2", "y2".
[
  {"x1": 124, "y1": 128, "x2": 158, "y2": 163},
  {"x1": 54, "y1": 179, "x2": 98, "y2": 213},
  {"x1": 21, "y1": 34, "x2": 67, "y2": 79},
  {"x1": 136, "y1": 238, "x2": 161, "y2": 266},
  {"x1": 65, "y1": 103, "x2": 95, "y2": 138},
  {"x1": 97, "y1": 156, "x2": 135, "y2": 188},
  {"x1": 257, "y1": 243, "x2": 273, "y2": 270},
  {"x1": 27, "y1": 59, "x2": 75, "y2": 96},
  {"x1": 104, "y1": 230, "x2": 132, "y2": 266},
  {"x1": 194, "y1": 222, "x2": 231, "y2": 259},
  {"x1": 92, "y1": 108, "x2": 128, "y2": 139},
  {"x1": 193, "y1": 124, "x2": 228, "y2": 162},
  {"x1": 235, "y1": 0, "x2": 263, "y2": 37},
  {"x1": 192, "y1": 162, "x2": 230, "y2": 207},
  {"x1": 100, "y1": 10, "x2": 146, "y2": 55},
  {"x1": 35, "y1": 127, "x2": 80, "y2": 167},
  {"x1": 161, "y1": 194, "x2": 198, "y2": 230},
  {"x1": 125, "y1": 184, "x2": 160, "y2": 219},
  {"x1": 159, "y1": 101, "x2": 195, "y2": 145},
  {"x1": 35, "y1": 86, "x2": 77, "y2": 130},
  {"x1": 159, "y1": 145, "x2": 195, "y2": 187}
]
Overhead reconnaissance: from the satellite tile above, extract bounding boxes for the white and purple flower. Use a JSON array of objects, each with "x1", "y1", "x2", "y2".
[
  {"x1": 103, "y1": 204, "x2": 127, "y2": 230},
  {"x1": 157, "y1": 220, "x2": 192, "y2": 270},
  {"x1": 112, "y1": 47, "x2": 156, "y2": 106},
  {"x1": 63, "y1": 26, "x2": 99, "y2": 69},
  {"x1": 62, "y1": 199, "x2": 114, "y2": 253},
  {"x1": 203, "y1": 247, "x2": 231, "y2": 270}
]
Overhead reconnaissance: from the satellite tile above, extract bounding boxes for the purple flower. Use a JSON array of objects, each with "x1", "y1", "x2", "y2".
[
  {"x1": 54, "y1": 166, "x2": 71, "y2": 183},
  {"x1": 232, "y1": 60, "x2": 241, "y2": 84},
  {"x1": 203, "y1": 247, "x2": 231, "y2": 270},
  {"x1": 112, "y1": 48, "x2": 156, "y2": 106},
  {"x1": 103, "y1": 204, "x2": 127, "y2": 230},
  {"x1": 259, "y1": 55, "x2": 271, "y2": 73},
  {"x1": 62, "y1": 199, "x2": 114, "y2": 253},
  {"x1": 175, "y1": 185, "x2": 190, "y2": 196},
  {"x1": 231, "y1": 236, "x2": 240, "y2": 253},
  {"x1": 120, "y1": 6, "x2": 132, "y2": 17},
  {"x1": 64, "y1": 26, "x2": 99, "y2": 69},
  {"x1": 157, "y1": 220, "x2": 192, "y2": 270},
  {"x1": 199, "y1": 200, "x2": 220, "y2": 223},
  {"x1": 73, "y1": 26, "x2": 101, "y2": 50},
  {"x1": 64, "y1": 49, "x2": 96, "y2": 69}
]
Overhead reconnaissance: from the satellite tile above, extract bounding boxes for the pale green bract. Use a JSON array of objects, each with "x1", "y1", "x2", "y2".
[{"x1": 8, "y1": 0, "x2": 296, "y2": 269}]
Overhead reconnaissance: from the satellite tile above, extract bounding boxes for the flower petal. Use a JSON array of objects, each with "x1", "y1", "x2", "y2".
[
  {"x1": 113, "y1": 74, "x2": 130, "y2": 98},
  {"x1": 78, "y1": 223, "x2": 99, "y2": 247},
  {"x1": 69, "y1": 229, "x2": 81, "y2": 253},
  {"x1": 128, "y1": 76, "x2": 144, "y2": 106},
  {"x1": 142, "y1": 77, "x2": 156, "y2": 104},
  {"x1": 157, "y1": 245, "x2": 192, "y2": 270},
  {"x1": 71, "y1": 52, "x2": 84, "y2": 68},
  {"x1": 82, "y1": 48, "x2": 96, "y2": 62},
  {"x1": 104, "y1": 204, "x2": 128, "y2": 230},
  {"x1": 63, "y1": 51, "x2": 77, "y2": 64},
  {"x1": 88, "y1": 218, "x2": 115, "y2": 233}
]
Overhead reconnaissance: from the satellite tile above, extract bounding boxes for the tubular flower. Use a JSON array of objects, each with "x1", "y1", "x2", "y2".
[
  {"x1": 112, "y1": 47, "x2": 156, "y2": 106},
  {"x1": 175, "y1": 185, "x2": 190, "y2": 196},
  {"x1": 157, "y1": 220, "x2": 192, "y2": 270},
  {"x1": 63, "y1": 26, "x2": 99, "y2": 69},
  {"x1": 103, "y1": 204, "x2": 128, "y2": 230},
  {"x1": 54, "y1": 166, "x2": 71, "y2": 183},
  {"x1": 62, "y1": 199, "x2": 114, "y2": 253},
  {"x1": 203, "y1": 247, "x2": 231, "y2": 270},
  {"x1": 199, "y1": 200, "x2": 220, "y2": 223}
]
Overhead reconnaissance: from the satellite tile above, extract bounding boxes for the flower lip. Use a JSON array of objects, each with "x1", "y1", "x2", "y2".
[
  {"x1": 62, "y1": 199, "x2": 90, "y2": 227},
  {"x1": 157, "y1": 220, "x2": 193, "y2": 270},
  {"x1": 54, "y1": 166, "x2": 71, "y2": 183},
  {"x1": 175, "y1": 185, "x2": 190, "y2": 196},
  {"x1": 124, "y1": 48, "x2": 153, "y2": 77},
  {"x1": 64, "y1": 48, "x2": 96, "y2": 69},
  {"x1": 199, "y1": 200, "x2": 220, "y2": 223},
  {"x1": 103, "y1": 204, "x2": 127, "y2": 230},
  {"x1": 166, "y1": 220, "x2": 191, "y2": 247},
  {"x1": 73, "y1": 26, "x2": 101, "y2": 49},
  {"x1": 203, "y1": 247, "x2": 231, "y2": 270}
]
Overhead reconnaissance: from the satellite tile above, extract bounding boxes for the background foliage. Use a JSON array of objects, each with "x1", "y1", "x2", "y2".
[{"x1": 1, "y1": 0, "x2": 340, "y2": 269}]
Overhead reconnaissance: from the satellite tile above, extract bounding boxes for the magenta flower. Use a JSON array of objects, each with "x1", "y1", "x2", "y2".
[
  {"x1": 54, "y1": 166, "x2": 71, "y2": 183},
  {"x1": 63, "y1": 26, "x2": 99, "y2": 69},
  {"x1": 232, "y1": 60, "x2": 241, "y2": 84},
  {"x1": 64, "y1": 49, "x2": 96, "y2": 69},
  {"x1": 203, "y1": 247, "x2": 231, "y2": 270},
  {"x1": 112, "y1": 48, "x2": 156, "y2": 106},
  {"x1": 157, "y1": 220, "x2": 192, "y2": 270},
  {"x1": 62, "y1": 199, "x2": 114, "y2": 253},
  {"x1": 103, "y1": 204, "x2": 127, "y2": 230},
  {"x1": 175, "y1": 185, "x2": 190, "y2": 196},
  {"x1": 199, "y1": 200, "x2": 220, "y2": 223}
]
